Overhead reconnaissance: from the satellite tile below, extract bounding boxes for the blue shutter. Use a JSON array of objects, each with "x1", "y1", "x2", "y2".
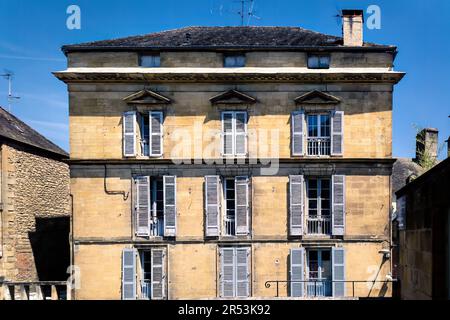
[
  {"x1": 235, "y1": 176, "x2": 249, "y2": 235},
  {"x1": 123, "y1": 111, "x2": 136, "y2": 157},
  {"x1": 205, "y1": 176, "x2": 220, "y2": 237},
  {"x1": 289, "y1": 175, "x2": 304, "y2": 236},
  {"x1": 332, "y1": 175, "x2": 346, "y2": 236},
  {"x1": 149, "y1": 111, "x2": 163, "y2": 156},
  {"x1": 220, "y1": 248, "x2": 235, "y2": 297},
  {"x1": 290, "y1": 248, "x2": 305, "y2": 297},
  {"x1": 163, "y1": 176, "x2": 177, "y2": 237},
  {"x1": 151, "y1": 249, "x2": 165, "y2": 299},
  {"x1": 236, "y1": 248, "x2": 250, "y2": 297},
  {"x1": 331, "y1": 111, "x2": 344, "y2": 156},
  {"x1": 332, "y1": 247, "x2": 346, "y2": 297},
  {"x1": 235, "y1": 112, "x2": 247, "y2": 156},
  {"x1": 292, "y1": 111, "x2": 305, "y2": 156},
  {"x1": 122, "y1": 248, "x2": 136, "y2": 300},
  {"x1": 222, "y1": 112, "x2": 234, "y2": 156},
  {"x1": 135, "y1": 176, "x2": 150, "y2": 237}
]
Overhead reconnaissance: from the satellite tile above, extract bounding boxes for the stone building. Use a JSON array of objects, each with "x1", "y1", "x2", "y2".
[
  {"x1": 395, "y1": 155, "x2": 450, "y2": 299},
  {"x1": 54, "y1": 10, "x2": 405, "y2": 299},
  {"x1": 0, "y1": 107, "x2": 70, "y2": 283}
]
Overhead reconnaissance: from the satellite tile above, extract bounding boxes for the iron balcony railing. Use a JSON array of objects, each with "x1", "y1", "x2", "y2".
[
  {"x1": 0, "y1": 281, "x2": 69, "y2": 300},
  {"x1": 307, "y1": 215, "x2": 332, "y2": 235},
  {"x1": 224, "y1": 217, "x2": 236, "y2": 236},
  {"x1": 150, "y1": 217, "x2": 163, "y2": 237},
  {"x1": 307, "y1": 137, "x2": 331, "y2": 156},
  {"x1": 141, "y1": 280, "x2": 151, "y2": 300},
  {"x1": 265, "y1": 279, "x2": 397, "y2": 298}
]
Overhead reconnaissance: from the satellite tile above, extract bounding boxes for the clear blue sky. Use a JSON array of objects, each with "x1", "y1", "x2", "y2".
[{"x1": 0, "y1": 0, "x2": 449, "y2": 157}]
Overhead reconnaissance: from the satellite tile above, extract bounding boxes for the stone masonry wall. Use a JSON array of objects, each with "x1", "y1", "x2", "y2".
[{"x1": 0, "y1": 143, "x2": 70, "y2": 281}]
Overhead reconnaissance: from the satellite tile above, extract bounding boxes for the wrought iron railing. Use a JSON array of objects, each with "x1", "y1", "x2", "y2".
[
  {"x1": 307, "y1": 216, "x2": 331, "y2": 235},
  {"x1": 150, "y1": 217, "x2": 163, "y2": 237},
  {"x1": 307, "y1": 137, "x2": 331, "y2": 156},
  {"x1": 141, "y1": 280, "x2": 151, "y2": 300},
  {"x1": 224, "y1": 218, "x2": 236, "y2": 236},
  {"x1": 0, "y1": 281, "x2": 69, "y2": 300},
  {"x1": 264, "y1": 280, "x2": 396, "y2": 298}
]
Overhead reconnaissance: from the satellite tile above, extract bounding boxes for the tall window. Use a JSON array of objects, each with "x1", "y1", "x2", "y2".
[
  {"x1": 224, "y1": 54, "x2": 246, "y2": 67},
  {"x1": 150, "y1": 178, "x2": 164, "y2": 236},
  {"x1": 139, "y1": 249, "x2": 166, "y2": 300},
  {"x1": 306, "y1": 178, "x2": 331, "y2": 235},
  {"x1": 220, "y1": 247, "x2": 250, "y2": 297},
  {"x1": 222, "y1": 111, "x2": 247, "y2": 157},
  {"x1": 307, "y1": 114, "x2": 331, "y2": 156},
  {"x1": 140, "y1": 54, "x2": 161, "y2": 67},
  {"x1": 306, "y1": 249, "x2": 332, "y2": 297},
  {"x1": 224, "y1": 178, "x2": 236, "y2": 236}
]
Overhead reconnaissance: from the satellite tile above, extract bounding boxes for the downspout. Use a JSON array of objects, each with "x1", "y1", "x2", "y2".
[
  {"x1": 69, "y1": 193, "x2": 75, "y2": 300},
  {"x1": 104, "y1": 164, "x2": 129, "y2": 201}
]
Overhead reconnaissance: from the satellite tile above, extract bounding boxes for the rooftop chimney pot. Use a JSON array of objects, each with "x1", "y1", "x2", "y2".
[
  {"x1": 342, "y1": 9, "x2": 364, "y2": 47},
  {"x1": 415, "y1": 128, "x2": 439, "y2": 165}
]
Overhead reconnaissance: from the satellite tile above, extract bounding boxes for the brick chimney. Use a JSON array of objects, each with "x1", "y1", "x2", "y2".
[
  {"x1": 342, "y1": 9, "x2": 364, "y2": 46},
  {"x1": 416, "y1": 128, "x2": 439, "y2": 164}
]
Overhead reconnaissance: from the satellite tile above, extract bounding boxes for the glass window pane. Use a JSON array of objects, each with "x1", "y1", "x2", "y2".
[
  {"x1": 308, "y1": 56, "x2": 319, "y2": 68},
  {"x1": 140, "y1": 54, "x2": 160, "y2": 67},
  {"x1": 320, "y1": 115, "x2": 330, "y2": 137},
  {"x1": 223, "y1": 113, "x2": 233, "y2": 131},
  {"x1": 235, "y1": 112, "x2": 246, "y2": 132},
  {"x1": 319, "y1": 56, "x2": 330, "y2": 68}
]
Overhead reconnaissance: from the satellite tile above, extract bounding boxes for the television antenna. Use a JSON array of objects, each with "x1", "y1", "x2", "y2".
[
  {"x1": 1, "y1": 70, "x2": 20, "y2": 112},
  {"x1": 234, "y1": 0, "x2": 260, "y2": 26}
]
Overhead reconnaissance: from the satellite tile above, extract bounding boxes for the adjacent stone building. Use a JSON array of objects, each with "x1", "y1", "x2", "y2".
[
  {"x1": 55, "y1": 10, "x2": 405, "y2": 299},
  {"x1": 0, "y1": 107, "x2": 70, "y2": 283}
]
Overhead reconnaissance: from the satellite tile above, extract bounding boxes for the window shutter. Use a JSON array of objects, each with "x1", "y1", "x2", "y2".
[
  {"x1": 122, "y1": 248, "x2": 136, "y2": 300},
  {"x1": 123, "y1": 111, "x2": 137, "y2": 157},
  {"x1": 205, "y1": 175, "x2": 220, "y2": 237},
  {"x1": 290, "y1": 248, "x2": 305, "y2": 297},
  {"x1": 292, "y1": 111, "x2": 305, "y2": 156},
  {"x1": 163, "y1": 176, "x2": 177, "y2": 237},
  {"x1": 236, "y1": 248, "x2": 250, "y2": 297},
  {"x1": 289, "y1": 175, "x2": 304, "y2": 236},
  {"x1": 135, "y1": 176, "x2": 150, "y2": 237},
  {"x1": 331, "y1": 111, "x2": 344, "y2": 156},
  {"x1": 149, "y1": 111, "x2": 163, "y2": 156},
  {"x1": 151, "y1": 249, "x2": 166, "y2": 300},
  {"x1": 332, "y1": 175, "x2": 346, "y2": 236},
  {"x1": 235, "y1": 112, "x2": 247, "y2": 156},
  {"x1": 220, "y1": 248, "x2": 235, "y2": 297},
  {"x1": 332, "y1": 247, "x2": 346, "y2": 297},
  {"x1": 222, "y1": 112, "x2": 234, "y2": 156},
  {"x1": 235, "y1": 176, "x2": 249, "y2": 235}
]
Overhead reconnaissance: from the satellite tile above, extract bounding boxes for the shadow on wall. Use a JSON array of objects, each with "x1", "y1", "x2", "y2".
[{"x1": 28, "y1": 217, "x2": 70, "y2": 281}]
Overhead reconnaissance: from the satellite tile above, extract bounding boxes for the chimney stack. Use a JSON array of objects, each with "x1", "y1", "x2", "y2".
[
  {"x1": 416, "y1": 128, "x2": 439, "y2": 164},
  {"x1": 342, "y1": 9, "x2": 364, "y2": 46},
  {"x1": 446, "y1": 136, "x2": 450, "y2": 158}
]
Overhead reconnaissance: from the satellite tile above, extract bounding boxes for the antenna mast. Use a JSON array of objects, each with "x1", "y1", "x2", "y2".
[{"x1": 1, "y1": 71, "x2": 20, "y2": 112}]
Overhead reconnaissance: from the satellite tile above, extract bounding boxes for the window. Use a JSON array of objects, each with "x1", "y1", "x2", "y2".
[
  {"x1": 224, "y1": 54, "x2": 246, "y2": 67},
  {"x1": 204, "y1": 175, "x2": 250, "y2": 237},
  {"x1": 123, "y1": 111, "x2": 163, "y2": 157},
  {"x1": 222, "y1": 111, "x2": 247, "y2": 157},
  {"x1": 135, "y1": 175, "x2": 177, "y2": 238},
  {"x1": 306, "y1": 249, "x2": 332, "y2": 297},
  {"x1": 306, "y1": 178, "x2": 331, "y2": 235},
  {"x1": 307, "y1": 114, "x2": 331, "y2": 156},
  {"x1": 120, "y1": 248, "x2": 166, "y2": 300},
  {"x1": 307, "y1": 54, "x2": 330, "y2": 69},
  {"x1": 140, "y1": 54, "x2": 161, "y2": 67},
  {"x1": 220, "y1": 247, "x2": 250, "y2": 297}
]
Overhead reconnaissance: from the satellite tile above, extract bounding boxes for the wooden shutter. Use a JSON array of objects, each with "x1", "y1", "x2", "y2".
[
  {"x1": 332, "y1": 247, "x2": 346, "y2": 297},
  {"x1": 235, "y1": 112, "x2": 247, "y2": 156},
  {"x1": 331, "y1": 111, "x2": 344, "y2": 156},
  {"x1": 135, "y1": 176, "x2": 150, "y2": 237},
  {"x1": 151, "y1": 249, "x2": 166, "y2": 299},
  {"x1": 236, "y1": 247, "x2": 250, "y2": 297},
  {"x1": 290, "y1": 248, "x2": 305, "y2": 297},
  {"x1": 205, "y1": 175, "x2": 220, "y2": 237},
  {"x1": 289, "y1": 175, "x2": 304, "y2": 236},
  {"x1": 123, "y1": 111, "x2": 137, "y2": 157},
  {"x1": 122, "y1": 248, "x2": 136, "y2": 300},
  {"x1": 292, "y1": 111, "x2": 305, "y2": 156},
  {"x1": 149, "y1": 111, "x2": 163, "y2": 156},
  {"x1": 332, "y1": 175, "x2": 346, "y2": 236},
  {"x1": 163, "y1": 176, "x2": 177, "y2": 237},
  {"x1": 222, "y1": 112, "x2": 234, "y2": 156},
  {"x1": 235, "y1": 176, "x2": 249, "y2": 235},
  {"x1": 220, "y1": 248, "x2": 235, "y2": 297}
]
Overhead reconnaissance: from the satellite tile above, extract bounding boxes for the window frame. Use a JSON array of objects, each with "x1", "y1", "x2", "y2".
[
  {"x1": 221, "y1": 111, "x2": 248, "y2": 157},
  {"x1": 306, "y1": 112, "x2": 331, "y2": 156},
  {"x1": 223, "y1": 53, "x2": 246, "y2": 68},
  {"x1": 139, "y1": 53, "x2": 161, "y2": 68},
  {"x1": 306, "y1": 177, "x2": 331, "y2": 219},
  {"x1": 307, "y1": 54, "x2": 331, "y2": 69}
]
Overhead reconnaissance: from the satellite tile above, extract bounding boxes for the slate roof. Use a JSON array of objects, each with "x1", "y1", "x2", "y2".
[
  {"x1": 0, "y1": 106, "x2": 68, "y2": 158},
  {"x1": 62, "y1": 26, "x2": 394, "y2": 53},
  {"x1": 392, "y1": 158, "x2": 424, "y2": 198}
]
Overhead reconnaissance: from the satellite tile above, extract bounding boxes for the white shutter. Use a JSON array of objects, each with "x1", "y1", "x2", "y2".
[
  {"x1": 220, "y1": 248, "x2": 235, "y2": 297},
  {"x1": 331, "y1": 111, "x2": 344, "y2": 156},
  {"x1": 222, "y1": 112, "x2": 234, "y2": 156},
  {"x1": 205, "y1": 176, "x2": 220, "y2": 237},
  {"x1": 123, "y1": 111, "x2": 137, "y2": 157},
  {"x1": 122, "y1": 248, "x2": 136, "y2": 300},
  {"x1": 149, "y1": 111, "x2": 163, "y2": 157},
  {"x1": 151, "y1": 249, "x2": 166, "y2": 299},
  {"x1": 332, "y1": 175, "x2": 346, "y2": 236},
  {"x1": 289, "y1": 175, "x2": 304, "y2": 236},
  {"x1": 292, "y1": 111, "x2": 305, "y2": 156},
  {"x1": 235, "y1": 112, "x2": 247, "y2": 156},
  {"x1": 235, "y1": 176, "x2": 249, "y2": 235},
  {"x1": 236, "y1": 247, "x2": 250, "y2": 297},
  {"x1": 163, "y1": 176, "x2": 177, "y2": 237},
  {"x1": 290, "y1": 248, "x2": 305, "y2": 297},
  {"x1": 332, "y1": 247, "x2": 346, "y2": 297},
  {"x1": 135, "y1": 176, "x2": 150, "y2": 237}
]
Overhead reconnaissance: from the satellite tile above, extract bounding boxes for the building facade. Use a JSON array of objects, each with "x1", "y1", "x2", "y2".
[
  {"x1": 55, "y1": 11, "x2": 405, "y2": 299},
  {"x1": 0, "y1": 107, "x2": 70, "y2": 284}
]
